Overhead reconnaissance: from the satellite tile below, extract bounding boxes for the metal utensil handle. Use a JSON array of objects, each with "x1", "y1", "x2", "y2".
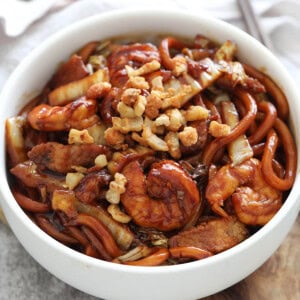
[{"x1": 237, "y1": 0, "x2": 273, "y2": 50}]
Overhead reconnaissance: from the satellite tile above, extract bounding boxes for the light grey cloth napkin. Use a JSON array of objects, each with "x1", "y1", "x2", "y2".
[
  {"x1": 0, "y1": 0, "x2": 299, "y2": 299},
  {"x1": 0, "y1": 0, "x2": 299, "y2": 91}
]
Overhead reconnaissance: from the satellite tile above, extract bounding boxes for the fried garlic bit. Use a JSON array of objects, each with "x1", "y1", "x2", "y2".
[
  {"x1": 68, "y1": 129, "x2": 94, "y2": 144},
  {"x1": 131, "y1": 77, "x2": 150, "y2": 90},
  {"x1": 125, "y1": 60, "x2": 161, "y2": 77},
  {"x1": 121, "y1": 88, "x2": 141, "y2": 105},
  {"x1": 165, "y1": 132, "x2": 181, "y2": 159},
  {"x1": 154, "y1": 114, "x2": 170, "y2": 127},
  {"x1": 112, "y1": 116, "x2": 143, "y2": 134},
  {"x1": 178, "y1": 127, "x2": 198, "y2": 147},
  {"x1": 101, "y1": 54, "x2": 213, "y2": 158},
  {"x1": 208, "y1": 120, "x2": 231, "y2": 138},
  {"x1": 94, "y1": 154, "x2": 108, "y2": 168},
  {"x1": 183, "y1": 105, "x2": 209, "y2": 121},
  {"x1": 104, "y1": 128, "x2": 125, "y2": 147},
  {"x1": 86, "y1": 122, "x2": 107, "y2": 145},
  {"x1": 106, "y1": 172, "x2": 127, "y2": 204},
  {"x1": 144, "y1": 92, "x2": 163, "y2": 119}
]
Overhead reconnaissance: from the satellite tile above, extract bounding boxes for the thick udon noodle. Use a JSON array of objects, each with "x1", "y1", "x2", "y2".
[{"x1": 6, "y1": 34, "x2": 297, "y2": 266}]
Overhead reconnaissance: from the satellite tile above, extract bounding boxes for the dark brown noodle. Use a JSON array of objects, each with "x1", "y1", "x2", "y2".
[{"x1": 6, "y1": 34, "x2": 297, "y2": 266}]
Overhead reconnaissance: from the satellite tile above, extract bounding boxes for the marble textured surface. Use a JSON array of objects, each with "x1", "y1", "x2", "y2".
[{"x1": 0, "y1": 224, "x2": 97, "y2": 300}]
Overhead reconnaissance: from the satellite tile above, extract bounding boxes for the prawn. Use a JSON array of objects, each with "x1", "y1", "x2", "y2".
[
  {"x1": 205, "y1": 158, "x2": 257, "y2": 217},
  {"x1": 121, "y1": 160, "x2": 201, "y2": 231},
  {"x1": 206, "y1": 158, "x2": 282, "y2": 225},
  {"x1": 27, "y1": 98, "x2": 99, "y2": 131},
  {"x1": 232, "y1": 159, "x2": 282, "y2": 225},
  {"x1": 28, "y1": 142, "x2": 110, "y2": 173}
]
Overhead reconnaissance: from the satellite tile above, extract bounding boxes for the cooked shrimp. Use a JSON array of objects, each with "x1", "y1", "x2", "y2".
[
  {"x1": 205, "y1": 158, "x2": 257, "y2": 217},
  {"x1": 121, "y1": 160, "x2": 201, "y2": 231},
  {"x1": 27, "y1": 98, "x2": 99, "y2": 131},
  {"x1": 206, "y1": 157, "x2": 283, "y2": 224},
  {"x1": 28, "y1": 142, "x2": 110, "y2": 173},
  {"x1": 232, "y1": 159, "x2": 282, "y2": 225}
]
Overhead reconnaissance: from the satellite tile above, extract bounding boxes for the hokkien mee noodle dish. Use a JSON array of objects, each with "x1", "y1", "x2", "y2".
[{"x1": 5, "y1": 34, "x2": 297, "y2": 266}]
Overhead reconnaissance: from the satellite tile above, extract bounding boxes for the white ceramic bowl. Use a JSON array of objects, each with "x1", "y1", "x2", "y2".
[{"x1": 0, "y1": 9, "x2": 299, "y2": 300}]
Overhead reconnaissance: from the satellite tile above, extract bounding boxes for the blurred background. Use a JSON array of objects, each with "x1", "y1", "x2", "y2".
[{"x1": 0, "y1": 1, "x2": 299, "y2": 299}]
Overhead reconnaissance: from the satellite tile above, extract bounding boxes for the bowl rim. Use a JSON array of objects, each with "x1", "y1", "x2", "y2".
[{"x1": 0, "y1": 7, "x2": 299, "y2": 276}]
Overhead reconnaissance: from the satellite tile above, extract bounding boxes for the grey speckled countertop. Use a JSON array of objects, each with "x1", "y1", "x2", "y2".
[{"x1": 0, "y1": 224, "x2": 98, "y2": 300}]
